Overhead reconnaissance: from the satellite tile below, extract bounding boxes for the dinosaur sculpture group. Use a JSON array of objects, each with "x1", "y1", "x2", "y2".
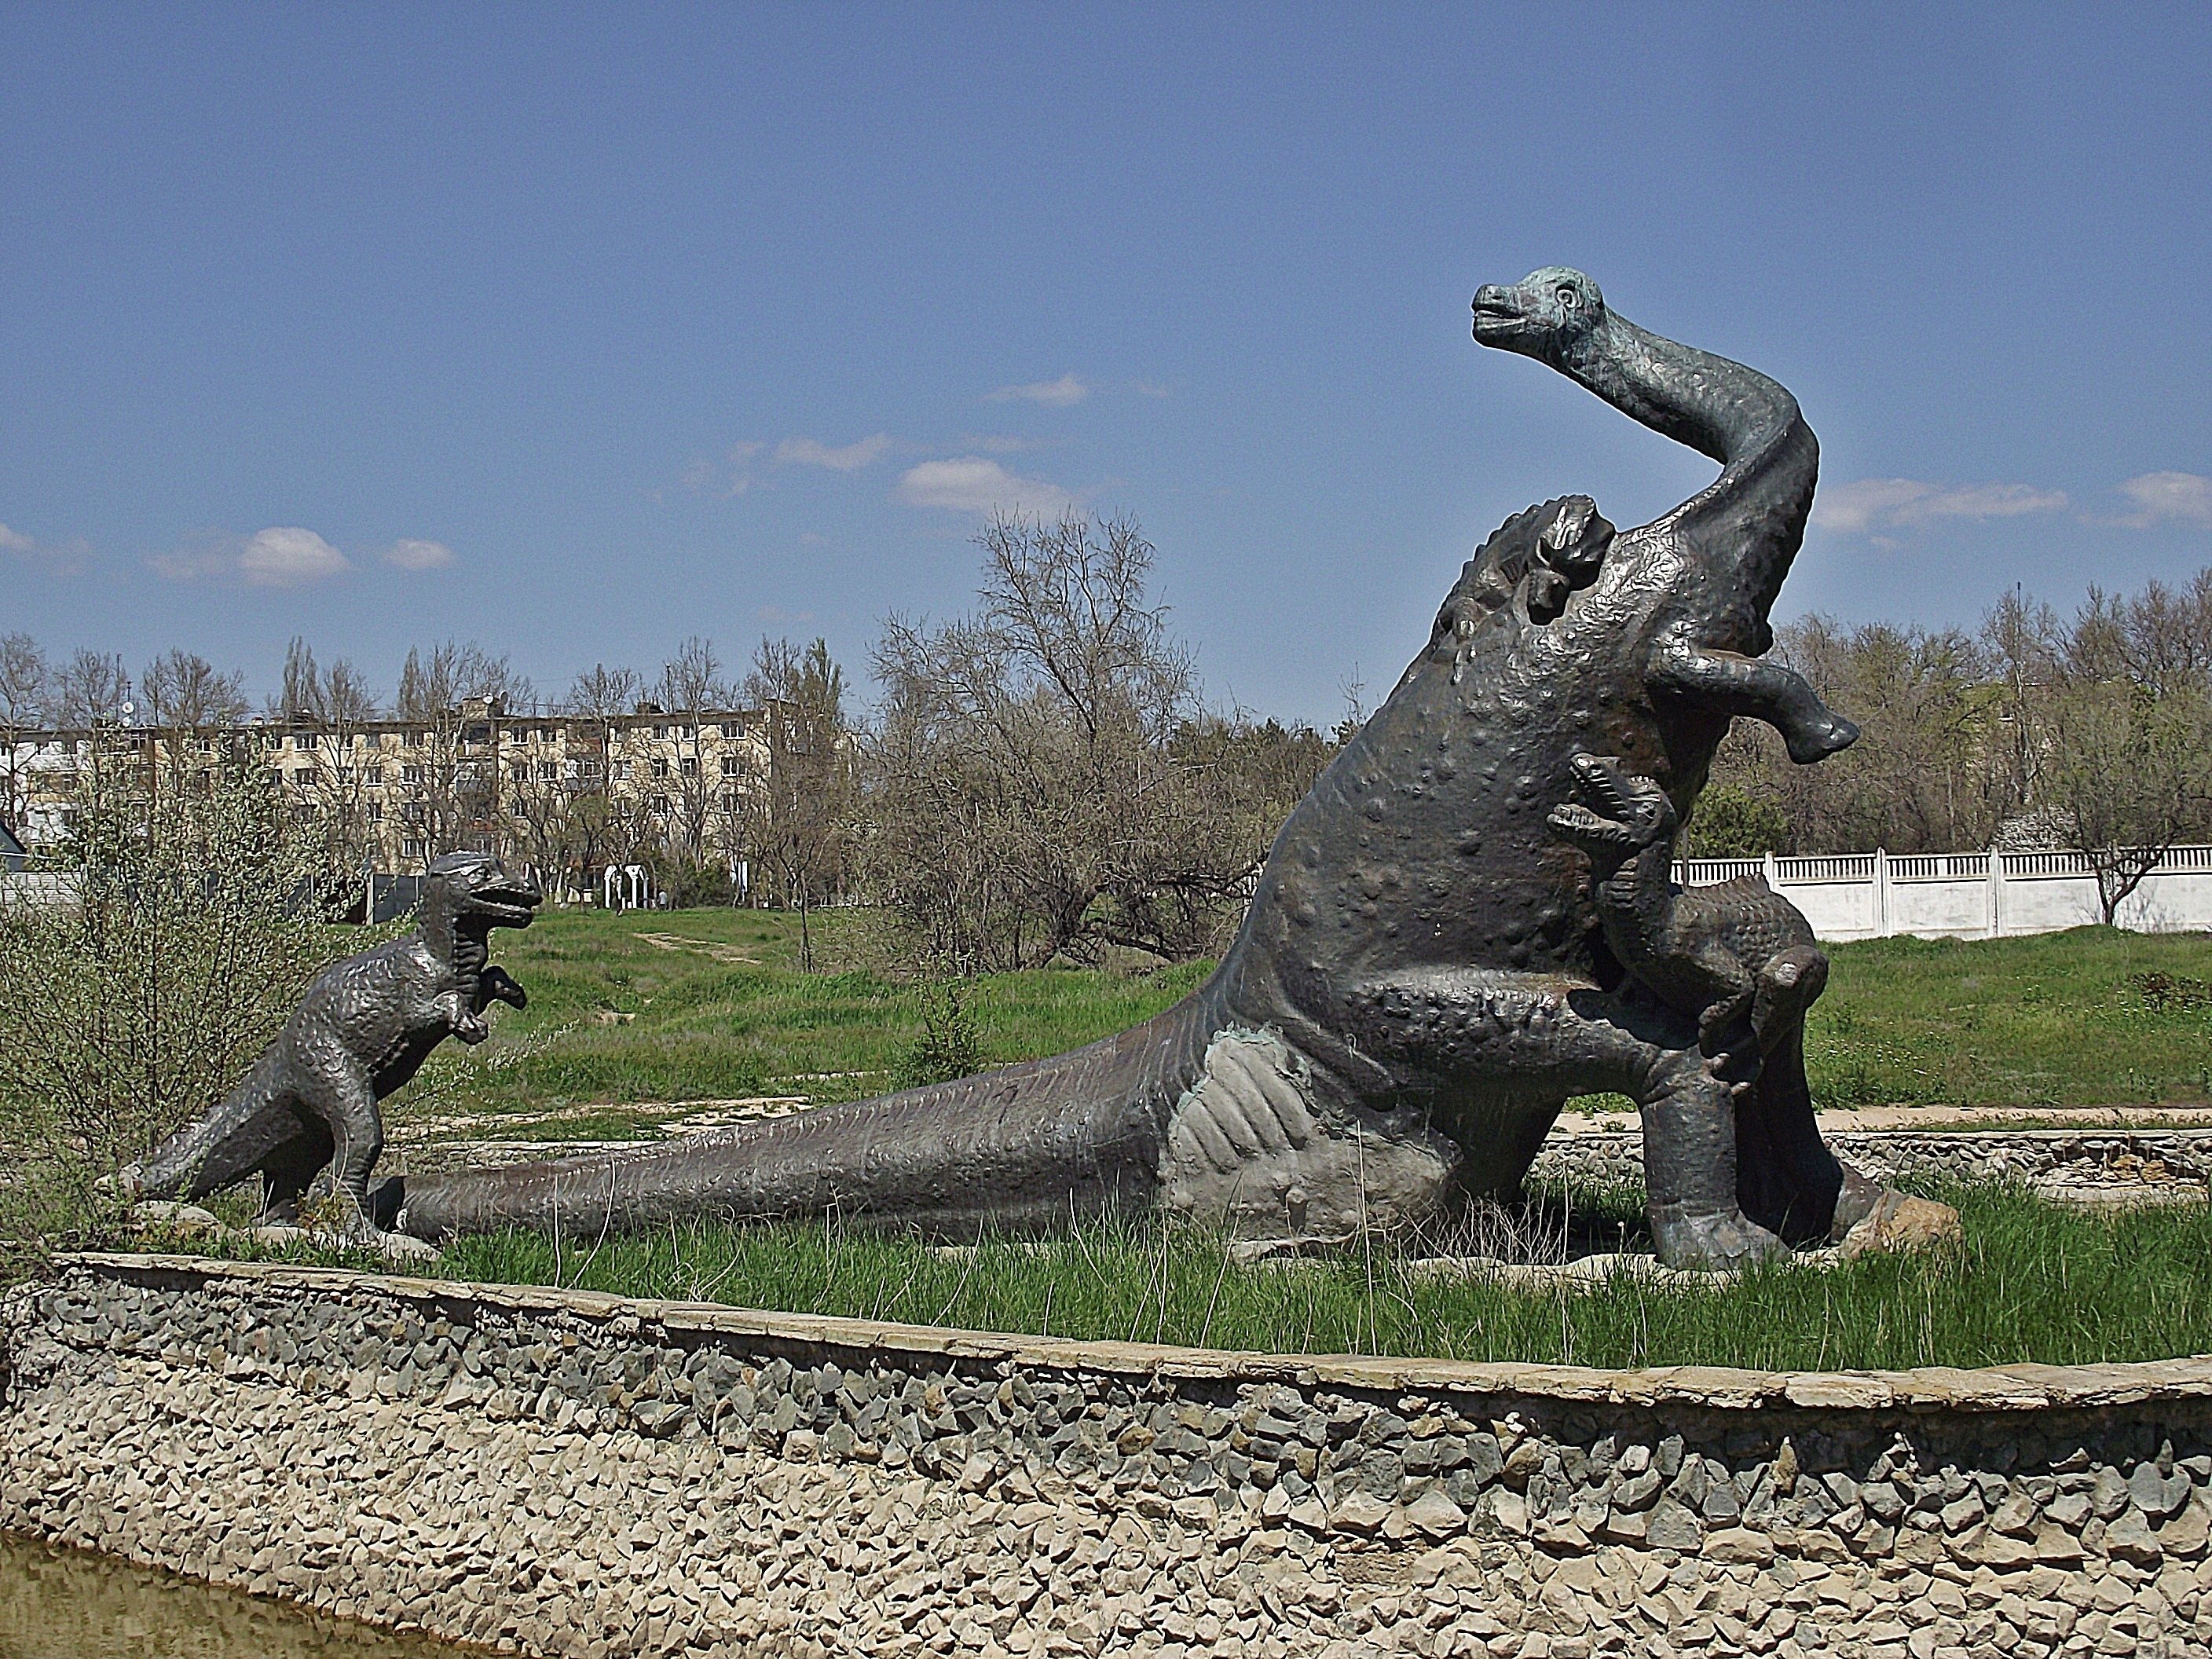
[
  {"x1": 120, "y1": 851, "x2": 541, "y2": 1237},
  {"x1": 361, "y1": 267, "x2": 1949, "y2": 1269},
  {"x1": 141, "y1": 268, "x2": 1954, "y2": 1270}
]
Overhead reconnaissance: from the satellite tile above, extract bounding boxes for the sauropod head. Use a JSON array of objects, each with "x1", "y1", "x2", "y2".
[{"x1": 1471, "y1": 267, "x2": 1607, "y2": 363}]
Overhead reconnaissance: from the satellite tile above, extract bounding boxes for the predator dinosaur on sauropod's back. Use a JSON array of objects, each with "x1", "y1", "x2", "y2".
[{"x1": 386, "y1": 269, "x2": 1950, "y2": 1270}]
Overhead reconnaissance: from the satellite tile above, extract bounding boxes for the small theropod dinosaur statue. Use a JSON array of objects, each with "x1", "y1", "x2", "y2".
[
  {"x1": 123, "y1": 851, "x2": 540, "y2": 1245},
  {"x1": 386, "y1": 268, "x2": 1943, "y2": 1269},
  {"x1": 1547, "y1": 753, "x2": 1826, "y2": 1088}
]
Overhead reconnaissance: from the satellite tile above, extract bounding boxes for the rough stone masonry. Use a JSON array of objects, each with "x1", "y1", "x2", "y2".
[{"x1": 6, "y1": 1254, "x2": 2212, "y2": 1657}]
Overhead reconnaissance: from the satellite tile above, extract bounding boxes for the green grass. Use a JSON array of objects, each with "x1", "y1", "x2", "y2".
[
  {"x1": 1805, "y1": 927, "x2": 2212, "y2": 1108},
  {"x1": 396, "y1": 906, "x2": 1206, "y2": 1138},
  {"x1": 403, "y1": 910, "x2": 2211, "y2": 1138},
  {"x1": 422, "y1": 1185, "x2": 2212, "y2": 1372}
]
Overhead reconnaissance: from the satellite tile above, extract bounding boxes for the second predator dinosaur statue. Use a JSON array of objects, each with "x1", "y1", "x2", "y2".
[
  {"x1": 386, "y1": 268, "x2": 1951, "y2": 1269},
  {"x1": 123, "y1": 851, "x2": 542, "y2": 1249}
]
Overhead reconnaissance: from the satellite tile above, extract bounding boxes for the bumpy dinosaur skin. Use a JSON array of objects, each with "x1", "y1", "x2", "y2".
[
  {"x1": 393, "y1": 269, "x2": 1895, "y2": 1269},
  {"x1": 123, "y1": 851, "x2": 540, "y2": 1243}
]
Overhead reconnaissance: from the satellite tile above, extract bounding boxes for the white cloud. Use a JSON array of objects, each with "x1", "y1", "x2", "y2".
[
  {"x1": 893, "y1": 456, "x2": 1079, "y2": 518},
  {"x1": 2115, "y1": 471, "x2": 2212, "y2": 530},
  {"x1": 0, "y1": 522, "x2": 93, "y2": 573},
  {"x1": 775, "y1": 434, "x2": 892, "y2": 471},
  {"x1": 1131, "y1": 379, "x2": 1172, "y2": 398},
  {"x1": 1811, "y1": 478, "x2": 2069, "y2": 534},
  {"x1": 239, "y1": 526, "x2": 350, "y2": 585},
  {"x1": 384, "y1": 538, "x2": 456, "y2": 570},
  {"x1": 153, "y1": 526, "x2": 350, "y2": 586},
  {"x1": 683, "y1": 441, "x2": 764, "y2": 496},
  {"x1": 987, "y1": 373, "x2": 1088, "y2": 407}
]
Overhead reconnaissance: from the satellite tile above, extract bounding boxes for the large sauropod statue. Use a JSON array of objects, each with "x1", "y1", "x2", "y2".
[
  {"x1": 123, "y1": 851, "x2": 541, "y2": 1247},
  {"x1": 386, "y1": 268, "x2": 1941, "y2": 1269}
]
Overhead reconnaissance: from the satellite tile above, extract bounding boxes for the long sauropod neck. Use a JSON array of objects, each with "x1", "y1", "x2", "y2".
[
  {"x1": 1560, "y1": 311, "x2": 1798, "y2": 471},
  {"x1": 1553, "y1": 309, "x2": 1815, "y2": 615}
]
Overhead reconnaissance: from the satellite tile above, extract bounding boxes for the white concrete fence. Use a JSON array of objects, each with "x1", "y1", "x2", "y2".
[{"x1": 1675, "y1": 844, "x2": 2212, "y2": 941}]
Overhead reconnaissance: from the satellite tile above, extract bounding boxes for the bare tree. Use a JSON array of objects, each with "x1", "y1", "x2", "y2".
[
  {"x1": 742, "y1": 636, "x2": 851, "y2": 969},
  {"x1": 140, "y1": 649, "x2": 247, "y2": 734},
  {"x1": 2036, "y1": 679, "x2": 2212, "y2": 924},
  {"x1": 658, "y1": 636, "x2": 729, "y2": 865},
  {"x1": 564, "y1": 664, "x2": 645, "y2": 896},
  {"x1": 0, "y1": 633, "x2": 52, "y2": 833},
  {"x1": 56, "y1": 649, "x2": 132, "y2": 729},
  {"x1": 864, "y1": 514, "x2": 1315, "y2": 970},
  {"x1": 391, "y1": 641, "x2": 531, "y2": 861},
  {"x1": 1699, "y1": 569, "x2": 2212, "y2": 877}
]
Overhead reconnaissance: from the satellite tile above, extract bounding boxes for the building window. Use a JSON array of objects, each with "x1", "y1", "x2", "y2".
[
  {"x1": 368, "y1": 803, "x2": 383, "y2": 823},
  {"x1": 612, "y1": 760, "x2": 631, "y2": 781},
  {"x1": 680, "y1": 756, "x2": 699, "y2": 777},
  {"x1": 293, "y1": 734, "x2": 314, "y2": 750},
  {"x1": 511, "y1": 763, "x2": 529, "y2": 784},
  {"x1": 368, "y1": 764, "x2": 384, "y2": 784},
  {"x1": 720, "y1": 756, "x2": 741, "y2": 777},
  {"x1": 649, "y1": 795, "x2": 669, "y2": 816},
  {"x1": 651, "y1": 757, "x2": 670, "y2": 779},
  {"x1": 405, "y1": 730, "x2": 425, "y2": 747},
  {"x1": 403, "y1": 838, "x2": 425, "y2": 859},
  {"x1": 539, "y1": 761, "x2": 558, "y2": 782},
  {"x1": 721, "y1": 792, "x2": 738, "y2": 812},
  {"x1": 291, "y1": 768, "x2": 313, "y2": 788},
  {"x1": 653, "y1": 723, "x2": 668, "y2": 741},
  {"x1": 336, "y1": 765, "x2": 354, "y2": 784},
  {"x1": 403, "y1": 764, "x2": 425, "y2": 785}
]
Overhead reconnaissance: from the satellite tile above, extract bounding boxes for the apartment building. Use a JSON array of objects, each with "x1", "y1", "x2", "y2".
[{"x1": 0, "y1": 700, "x2": 775, "y2": 881}]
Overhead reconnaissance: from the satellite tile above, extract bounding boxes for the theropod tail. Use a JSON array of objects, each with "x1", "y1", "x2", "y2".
[
  {"x1": 122, "y1": 1051, "x2": 321, "y2": 1208},
  {"x1": 389, "y1": 992, "x2": 1225, "y2": 1243}
]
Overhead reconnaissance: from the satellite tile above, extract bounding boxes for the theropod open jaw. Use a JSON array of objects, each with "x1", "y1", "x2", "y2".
[
  {"x1": 464, "y1": 877, "x2": 544, "y2": 928},
  {"x1": 1547, "y1": 753, "x2": 1674, "y2": 855}
]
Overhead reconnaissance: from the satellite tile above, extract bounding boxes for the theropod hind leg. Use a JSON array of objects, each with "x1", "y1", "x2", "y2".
[
  {"x1": 291, "y1": 1061, "x2": 390, "y2": 1243},
  {"x1": 1346, "y1": 970, "x2": 1793, "y2": 1269},
  {"x1": 255, "y1": 1116, "x2": 335, "y2": 1224}
]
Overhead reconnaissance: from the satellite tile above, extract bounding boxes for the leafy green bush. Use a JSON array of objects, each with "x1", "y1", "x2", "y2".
[
  {"x1": 1681, "y1": 782, "x2": 1789, "y2": 858},
  {"x1": 893, "y1": 978, "x2": 985, "y2": 1090}
]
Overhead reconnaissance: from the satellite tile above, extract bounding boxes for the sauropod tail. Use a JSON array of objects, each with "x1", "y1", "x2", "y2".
[{"x1": 390, "y1": 995, "x2": 1220, "y2": 1243}]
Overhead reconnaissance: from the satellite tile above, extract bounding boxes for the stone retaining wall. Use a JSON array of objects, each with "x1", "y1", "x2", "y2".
[
  {"x1": 1531, "y1": 1127, "x2": 2212, "y2": 1200},
  {"x1": 5, "y1": 1254, "x2": 2212, "y2": 1657}
]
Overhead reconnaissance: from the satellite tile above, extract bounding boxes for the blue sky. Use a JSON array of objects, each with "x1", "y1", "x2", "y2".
[{"x1": 3, "y1": 4, "x2": 2208, "y2": 724}]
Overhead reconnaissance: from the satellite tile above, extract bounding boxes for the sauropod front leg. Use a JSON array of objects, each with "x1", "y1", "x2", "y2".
[{"x1": 1646, "y1": 638, "x2": 1859, "y2": 764}]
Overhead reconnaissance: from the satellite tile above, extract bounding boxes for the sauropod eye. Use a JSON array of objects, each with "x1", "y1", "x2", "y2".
[{"x1": 1557, "y1": 287, "x2": 1579, "y2": 308}]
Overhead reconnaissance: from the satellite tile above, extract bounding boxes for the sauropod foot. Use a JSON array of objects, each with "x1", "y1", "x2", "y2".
[
  {"x1": 1785, "y1": 712, "x2": 1861, "y2": 764},
  {"x1": 1650, "y1": 1203, "x2": 1789, "y2": 1272}
]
